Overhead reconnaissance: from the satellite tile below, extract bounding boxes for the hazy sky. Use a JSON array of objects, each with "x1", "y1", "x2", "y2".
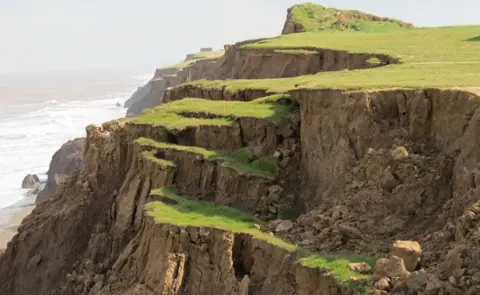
[{"x1": 1, "y1": 0, "x2": 478, "y2": 73}]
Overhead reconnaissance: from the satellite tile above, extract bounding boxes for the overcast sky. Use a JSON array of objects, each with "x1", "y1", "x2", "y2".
[{"x1": 0, "y1": 0, "x2": 478, "y2": 73}]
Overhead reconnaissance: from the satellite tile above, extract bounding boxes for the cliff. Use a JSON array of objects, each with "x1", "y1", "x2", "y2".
[
  {"x1": 126, "y1": 38, "x2": 397, "y2": 116},
  {"x1": 125, "y1": 51, "x2": 224, "y2": 116},
  {"x1": 36, "y1": 138, "x2": 86, "y2": 204},
  {"x1": 1, "y1": 3, "x2": 479, "y2": 295},
  {"x1": 281, "y1": 3, "x2": 413, "y2": 34},
  {"x1": 0, "y1": 93, "x2": 371, "y2": 294}
]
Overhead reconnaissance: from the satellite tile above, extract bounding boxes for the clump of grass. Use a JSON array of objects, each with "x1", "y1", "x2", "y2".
[
  {"x1": 141, "y1": 150, "x2": 176, "y2": 168},
  {"x1": 136, "y1": 138, "x2": 279, "y2": 179},
  {"x1": 136, "y1": 137, "x2": 218, "y2": 159},
  {"x1": 251, "y1": 94, "x2": 292, "y2": 104},
  {"x1": 274, "y1": 49, "x2": 318, "y2": 55},
  {"x1": 146, "y1": 187, "x2": 374, "y2": 292},
  {"x1": 128, "y1": 97, "x2": 293, "y2": 129}
]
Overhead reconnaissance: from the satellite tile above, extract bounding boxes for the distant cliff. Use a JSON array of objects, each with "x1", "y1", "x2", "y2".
[{"x1": 125, "y1": 39, "x2": 396, "y2": 116}]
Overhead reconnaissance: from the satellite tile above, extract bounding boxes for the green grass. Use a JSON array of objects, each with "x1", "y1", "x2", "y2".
[
  {"x1": 141, "y1": 150, "x2": 176, "y2": 168},
  {"x1": 136, "y1": 138, "x2": 279, "y2": 179},
  {"x1": 217, "y1": 148, "x2": 279, "y2": 180},
  {"x1": 158, "y1": 50, "x2": 224, "y2": 71},
  {"x1": 128, "y1": 97, "x2": 294, "y2": 129},
  {"x1": 178, "y1": 25, "x2": 476, "y2": 92},
  {"x1": 287, "y1": 3, "x2": 412, "y2": 33},
  {"x1": 247, "y1": 26, "x2": 480, "y2": 63},
  {"x1": 188, "y1": 62, "x2": 480, "y2": 92},
  {"x1": 146, "y1": 187, "x2": 374, "y2": 292},
  {"x1": 273, "y1": 49, "x2": 317, "y2": 55},
  {"x1": 137, "y1": 137, "x2": 218, "y2": 159}
]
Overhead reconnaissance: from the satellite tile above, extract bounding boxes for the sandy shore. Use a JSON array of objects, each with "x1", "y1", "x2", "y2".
[{"x1": 0, "y1": 206, "x2": 34, "y2": 249}]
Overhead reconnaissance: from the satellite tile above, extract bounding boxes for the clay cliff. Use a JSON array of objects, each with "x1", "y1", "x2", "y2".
[
  {"x1": 126, "y1": 39, "x2": 395, "y2": 116},
  {"x1": 0, "y1": 94, "x2": 357, "y2": 294},
  {"x1": 1, "y1": 3, "x2": 479, "y2": 295}
]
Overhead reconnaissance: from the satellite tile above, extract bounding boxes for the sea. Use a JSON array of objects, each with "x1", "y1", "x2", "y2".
[{"x1": 0, "y1": 68, "x2": 152, "y2": 226}]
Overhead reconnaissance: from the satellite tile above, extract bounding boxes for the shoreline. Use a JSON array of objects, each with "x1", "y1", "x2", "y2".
[{"x1": 0, "y1": 206, "x2": 34, "y2": 249}]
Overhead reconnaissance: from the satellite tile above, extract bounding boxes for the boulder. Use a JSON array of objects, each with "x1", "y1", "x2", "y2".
[
  {"x1": 406, "y1": 269, "x2": 428, "y2": 292},
  {"x1": 375, "y1": 277, "x2": 392, "y2": 291},
  {"x1": 373, "y1": 256, "x2": 410, "y2": 281},
  {"x1": 391, "y1": 146, "x2": 409, "y2": 160},
  {"x1": 275, "y1": 220, "x2": 293, "y2": 233},
  {"x1": 392, "y1": 240, "x2": 422, "y2": 272},
  {"x1": 348, "y1": 262, "x2": 371, "y2": 274},
  {"x1": 21, "y1": 174, "x2": 40, "y2": 189}
]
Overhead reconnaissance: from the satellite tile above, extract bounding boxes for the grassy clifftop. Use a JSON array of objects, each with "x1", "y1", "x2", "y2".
[
  {"x1": 284, "y1": 2, "x2": 413, "y2": 33},
  {"x1": 158, "y1": 50, "x2": 224, "y2": 71},
  {"x1": 146, "y1": 187, "x2": 374, "y2": 292},
  {"x1": 188, "y1": 25, "x2": 480, "y2": 91}
]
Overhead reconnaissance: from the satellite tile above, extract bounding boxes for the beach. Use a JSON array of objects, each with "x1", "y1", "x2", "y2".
[{"x1": 0, "y1": 206, "x2": 34, "y2": 249}]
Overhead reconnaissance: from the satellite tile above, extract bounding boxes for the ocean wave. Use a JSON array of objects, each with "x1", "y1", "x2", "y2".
[
  {"x1": 0, "y1": 74, "x2": 135, "y2": 211},
  {"x1": 43, "y1": 99, "x2": 58, "y2": 104}
]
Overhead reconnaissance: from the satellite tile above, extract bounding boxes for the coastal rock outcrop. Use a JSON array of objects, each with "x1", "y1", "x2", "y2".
[
  {"x1": 21, "y1": 174, "x2": 40, "y2": 189},
  {"x1": 36, "y1": 137, "x2": 86, "y2": 204}
]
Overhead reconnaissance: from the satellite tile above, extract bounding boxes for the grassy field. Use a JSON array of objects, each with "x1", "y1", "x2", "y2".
[
  {"x1": 158, "y1": 50, "x2": 224, "y2": 71},
  {"x1": 136, "y1": 138, "x2": 279, "y2": 179},
  {"x1": 128, "y1": 96, "x2": 294, "y2": 128},
  {"x1": 287, "y1": 3, "x2": 412, "y2": 32},
  {"x1": 146, "y1": 187, "x2": 374, "y2": 292},
  {"x1": 247, "y1": 26, "x2": 480, "y2": 63},
  {"x1": 182, "y1": 25, "x2": 479, "y2": 92}
]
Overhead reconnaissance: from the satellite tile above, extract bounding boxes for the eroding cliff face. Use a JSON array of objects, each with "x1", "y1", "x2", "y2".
[
  {"x1": 283, "y1": 89, "x2": 480, "y2": 292},
  {"x1": 0, "y1": 96, "x2": 304, "y2": 295},
  {"x1": 3, "y1": 86, "x2": 479, "y2": 294},
  {"x1": 127, "y1": 40, "x2": 397, "y2": 116},
  {"x1": 59, "y1": 221, "x2": 354, "y2": 295}
]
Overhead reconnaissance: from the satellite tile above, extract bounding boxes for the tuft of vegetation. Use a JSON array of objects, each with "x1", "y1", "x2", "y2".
[
  {"x1": 128, "y1": 97, "x2": 294, "y2": 129},
  {"x1": 287, "y1": 2, "x2": 413, "y2": 33},
  {"x1": 136, "y1": 138, "x2": 279, "y2": 179},
  {"x1": 218, "y1": 152, "x2": 279, "y2": 180},
  {"x1": 146, "y1": 187, "x2": 374, "y2": 292},
  {"x1": 136, "y1": 137, "x2": 218, "y2": 159},
  {"x1": 141, "y1": 150, "x2": 176, "y2": 168}
]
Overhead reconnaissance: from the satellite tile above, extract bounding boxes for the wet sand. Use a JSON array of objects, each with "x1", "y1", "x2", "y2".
[{"x1": 0, "y1": 206, "x2": 34, "y2": 249}]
